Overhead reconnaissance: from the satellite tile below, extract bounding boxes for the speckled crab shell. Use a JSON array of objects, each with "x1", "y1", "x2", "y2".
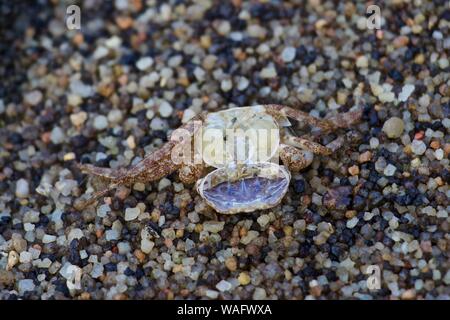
[{"x1": 196, "y1": 162, "x2": 291, "y2": 214}]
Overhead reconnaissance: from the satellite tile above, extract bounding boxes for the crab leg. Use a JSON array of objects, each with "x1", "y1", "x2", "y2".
[
  {"x1": 76, "y1": 115, "x2": 204, "y2": 209},
  {"x1": 283, "y1": 135, "x2": 332, "y2": 155},
  {"x1": 264, "y1": 104, "x2": 335, "y2": 131},
  {"x1": 325, "y1": 130, "x2": 362, "y2": 152},
  {"x1": 264, "y1": 104, "x2": 363, "y2": 132}
]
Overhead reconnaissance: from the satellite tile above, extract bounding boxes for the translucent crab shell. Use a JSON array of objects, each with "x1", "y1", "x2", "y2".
[
  {"x1": 196, "y1": 162, "x2": 291, "y2": 214},
  {"x1": 199, "y1": 106, "x2": 289, "y2": 168}
]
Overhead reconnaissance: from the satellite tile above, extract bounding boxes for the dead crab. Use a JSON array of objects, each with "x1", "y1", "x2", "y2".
[{"x1": 76, "y1": 104, "x2": 362, "y2": 214}]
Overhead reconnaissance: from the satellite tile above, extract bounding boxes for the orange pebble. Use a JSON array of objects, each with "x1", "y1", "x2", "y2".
[
  {"x1": 414, "y1": 131, "x2": 424, "y2": 140},
  {"x1": 430, "y1": 140, "x2": 440, "y2": 150}
]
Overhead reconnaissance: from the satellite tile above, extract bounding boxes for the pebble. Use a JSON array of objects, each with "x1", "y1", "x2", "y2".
[
  {"x1": 158, "y1": 101, "x2": 173, "y2": 118},
  {"x1": 281, "y1": 47, "x2": 296, "y2": 63},
  {"x1": 240, "y1": 230, "x2": 259, "y2": 245},
  {"x1": 158, "y1": 178, "x2": 171, "y2": 191},
  {"x1": 140, "y1": 239, "x2": 154, "y2": 254},
  {"x1": 221, "y1": 79, "x2": 232, "y2": 92},
  {"x1": 216, "y1": 280, "x2": 232, "y2": 292},
  {"x1": 42, "y1": 234, "x2": 57, "y2": 243},
  {"x1": 70, "y1": 111, "x2": 88, "y2": 127},
  {"x1": 398, "y1": 84, "x2": 415, "y2": 102},
  {"x1": 260, "y1": 66, "x2": 277, "y2": 78},
  {"x1": 202, "y1": 221, "x2": 225, "y2": 233},
  {"x1": 136, "y1": 57, "x2": 154, "y2": 71},
  {"x1": 238, "y1": 272, "x2": 251, "y2": 286},
  {"x1": 225, "y1": 257, "x2": 237, "y2": 272},
  {"x1": 125, "y1": 207, "x2": 140, "y2": 221},
  {"x1": 382, "y1": 117, "x2": 404, "y2": 138},
  {"x1": 346, "y1": 217, "x2": 359, "y2": 229},
  {"x1": 384, "y1": 164, "x2": 397, "y2": 176},
  {"x1": 15, "y1": 179, "x2": 29, "y2": 198},
  {"x1": 105, "y1": 229, "x2": 120, "y2": 241},
  {"x1": 182, "y1": 109, "x2": 196, "y2": 123},
  {"x1": 253, "y1": 288, "x2": 267, "y2": 300},
  {"x1": 24, "y1": 90, "x2": 43, "y2": 106},
  {"x1": 237, "y1": 77, "x2": 249, "y2": 91},
  {"x1": 50, "y1": 126, "x2": 65, "y2": 144},
  {"x1": 356, "y1": 55, "x2": 369, "y2": 68},
  {"x1": 411, "y1": 140, "x2": 427, "y2": 155},
  {"x1": 19, "y1": 251, "x2": 32, "y2": 264},
  {"x1": 434, "y1": 149, "x2": 444, "y2": 160},
  {"x1": 205, "y1": 290, "x2": 219, "y2": 299},
  {"x1": 18, "y1": 279, "x2": 35, "y2": 295},
  {"x1": 257, "y1": 214, "x2": 270, "y2": 228},
  {"x1": 93, "y1": 115, "x2": 108, "y2": 130}
]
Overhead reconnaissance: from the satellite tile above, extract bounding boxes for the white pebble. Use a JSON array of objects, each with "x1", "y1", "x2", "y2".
[
  {"x1": 70, "y1": 80, "x2": 94, "y2": 98},
  {"x1": 150, "y1": 117, "x2": 166, "y2": 131},
  {"x1": 19, "y1": 251, "x2": 32, "y2": 264},
  {"x1": 182, "y1": 109, "x2": 196, "y2": 123},
  {"x1": 50, "y1": 126, "x2": 65, "y2": 144},
  {"x1": 24, "y1": 223, "x2": 35, "y2": 232},
  {"x1": 158, "y1": 178, "x2": 171, "y2": 191},
  {"x1": 203, "y1": 221, "x2": 225, "y2": 233},
  {"x1": 97, "y1": 204, "x2": 111, "y2": 218},
  {"x1": 107, "y1": 109, "x2": 123, "y2": 124},
  {"x1": 221, "y1": 79, "x2": 232, "y2": 92},
  {"x1": 136, "y1": 57, "x2": 154, "y2": 71},
  {"x1": 411, "y1": 140, "x2": 426, "y2": 155},
  {"x1": 281, "y1": 46, "x2": 296, "y2": 63},
  {"x1": 140, "y1": 238, "x2": 154, "y2": 254},
  {"x1": 193, "y1": 67, "x2": 206, "y2": 82},
  {"x1": 15, "y1": 179, "x2": 29, "y2": 198},
  {"x1": 68, "y1": 228, "x2": 84, "y2": 242},
  {"x1": 125, "y1": 207, "x2": 140, "y2": 221},
  {"x1": 158, "y1": 101, "x2": 173, "y2": 118},
  {"x1": 42, "y1": 234, "x2": 57, "y2": 243},
  {"x1": 260, "y1": 66, "x2": 277, "y2": 78},
  {"x1": 205, "y1": 289, "x2": 219, "y2": 299},
  {"x1": 384, "y1": 164, "x2": 397, "y2": 176},
  {"x1": 93, "y1": 46, "x2": 109, "y2": 60},
  {"x1": 369, "y1": 137, "x2": 379, "y2": 149},
  {"x1": 356, "y1": 55, "x2": 369, "y2": 68},
  {"x1": 18, "y1": 279, "x2": 35, "y2": 295},
  {"x1": 24, "y1": 90, "x2": 43, "y2": 106},
  {"x1": 346, "y1": 217, "x2": 359, "y2": 229},
  {"x1": 398, "y1": 84, "x2": 415, "y2": 102},
  {"x1": 216, "y1": 280, "x2": 232, "y2": 292},
  {"x1": 435, "y1": 149, "x2": 444, "y2": 160},
  {"x1": 105, "y1": 229, "x2": 120, "y2": 241},
  {"x1": 93, "y1": 115, "x2": 108, "y2": 130},
  {"x1": 237, "y1": 77, "x2": 249, "y2": 91}
]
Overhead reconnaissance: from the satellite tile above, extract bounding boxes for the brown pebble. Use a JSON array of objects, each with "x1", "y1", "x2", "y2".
[
  {"x1": 116, "y1": 16, "x2": 133, "y2": 29},
  {"x1": 359, "y1": 151, "x2": 372, "y2": 163},
  {"x1": 245, "y1": 244, "x2": 260, "y2": 256},
  {"x1": 401, "y1": 289, "x2": 416, "y2": 300},
  {"x1": 0, "y1": 270, "x2": 15, "y2": 286},
  {"x1": 348, "y1": 165, "x2": 360, "y2": 176},
  {"x1": 430, "y1": 140, "x2": 440, "y2": 150},
  {"x1": 345, "y1": 210, "x2": 357, "y2": 219},
  {"x1": 310, "y1": 284, "x2": 322, "y2": 297},
  {"x1": 225, "y1": 257, "x2": 237, "y2": 272},
  {"x1": 113, "y1": 293, "x2": 128, "y2": 300},
  {"x1": 393, "y1": 35, "x2": 409, "y2": 48},
  {"x1": 79, "y1": 292, "x2": 91, "y2": 300},
  {"x1": 134, "y1": 249, "x2": 146, "y2": 263}
]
